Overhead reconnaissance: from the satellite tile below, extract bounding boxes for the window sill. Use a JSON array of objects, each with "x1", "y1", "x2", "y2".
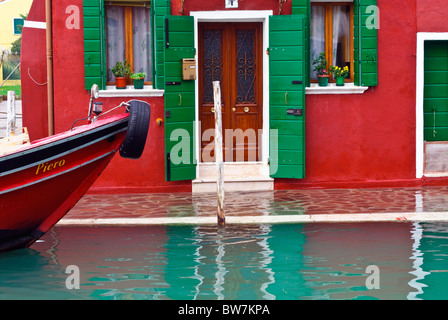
[
  {"x1": 305, "y1": 83, "x2": 369, "y2": 95},
  {"x1": 99, "y1": 86, "x2": 164, "y2": 98}
]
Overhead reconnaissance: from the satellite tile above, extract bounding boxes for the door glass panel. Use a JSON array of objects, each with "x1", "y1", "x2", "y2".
[
  {"x1": 236, "y1": 29, "x2": 256, "y2": 105},
  {"x1": 202, "y1": 30, "x2": 223, "y2": 105}
]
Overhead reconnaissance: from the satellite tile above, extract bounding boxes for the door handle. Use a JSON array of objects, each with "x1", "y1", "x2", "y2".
[
  {"x1": 285, "y1": 92, "x2": 288, "y2": 105},
  {"x1": 211, "y1": 107, "x2": 215, "y2": 113},
  {"x1": 179, "y1": 94, "x2": 182, "y2": 106},
  {"x1": 232, "y1": 107, "x2": 236, "y2": 112},
  {"x1": 244, "y1": 107, "x2": 249, "y2": 113}
]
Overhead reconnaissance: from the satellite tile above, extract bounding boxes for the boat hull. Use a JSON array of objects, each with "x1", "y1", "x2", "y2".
[{"x1": 0, "y1": 114, "x2": 129, "y2": 251}]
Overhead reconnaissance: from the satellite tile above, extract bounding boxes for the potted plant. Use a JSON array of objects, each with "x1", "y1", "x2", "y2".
[
  {"x1": 313, "y1": 52, "x2": 330, "y2": 87},
  {"x1": 331, "y1": 65, "x2": 349, "y2": 86},
  {"x1": 111, "y1": 60, "x2": 131, "y2": 89},
  {"x1": 130, "y1": 72, "x2": 146, "y2": 89}
]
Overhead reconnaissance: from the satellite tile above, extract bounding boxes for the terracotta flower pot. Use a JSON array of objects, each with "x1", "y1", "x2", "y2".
[{"x1": 115, "y1": 77, "x2": 127, "y2": 89}]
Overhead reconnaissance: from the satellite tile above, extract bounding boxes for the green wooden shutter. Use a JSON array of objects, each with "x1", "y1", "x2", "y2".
[
  {"x1": 164, "y1": 16, "x2": 196, "y2": 182},
  {"x1": 151, "y1": 0, "x2": 171, "y2": 89},
  {"x1": 269, "y1": 15, "x2": 306, "y2": 179},
  {"x1": 83, "y1": 0, "x2": 106, "y2": 90},
  {"x1": 354, "y1": 0, "x2": 378, "y2": 86},
  {"x1": 291, "y1": 0, "x2": 310, "y2": 87},
  {"x1": 423, "y1": 41, "x2": 448, "y2": 141}
]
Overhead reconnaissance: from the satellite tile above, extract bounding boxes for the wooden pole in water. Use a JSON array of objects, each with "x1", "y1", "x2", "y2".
[{"x1": 213, "y1": 81, "x2": 225, "y2": 226}]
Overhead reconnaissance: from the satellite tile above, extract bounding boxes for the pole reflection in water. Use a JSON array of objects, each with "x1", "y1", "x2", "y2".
[
  {"x1": 3, "y1": 222, "x2": 448, "y2": 299},
  {"x1": 407, "y1": 222, "x2": 430, "y2": 300},
  {"x1": 164, "y1": 225, "x2": 281, "y2": 300}
]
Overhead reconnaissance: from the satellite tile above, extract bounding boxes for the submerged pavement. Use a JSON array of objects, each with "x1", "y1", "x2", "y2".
[{"x1": 59, "y1": 186, "x2": 448, "y2": 225}]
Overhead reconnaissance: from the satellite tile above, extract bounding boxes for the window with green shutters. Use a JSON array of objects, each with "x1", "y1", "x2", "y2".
[
  {"x1": 292, "y1": 0, "x2": 378, "y2": 87},
  {"x1": 83, "y1": 0, "x2": 158, "y2": 90}
]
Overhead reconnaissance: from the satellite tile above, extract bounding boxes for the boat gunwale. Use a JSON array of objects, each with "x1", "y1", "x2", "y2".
[
  {"x1": 0, "y1": 115, "x2": 129, "y2": 178},
  {"x1": 0, "y1": 150, "x2": 116, "y2": 196}
]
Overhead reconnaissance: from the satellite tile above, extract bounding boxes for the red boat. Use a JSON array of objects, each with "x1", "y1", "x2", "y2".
[{"x1": 0, "y1": 86, "x2": 150, "y2": 252}]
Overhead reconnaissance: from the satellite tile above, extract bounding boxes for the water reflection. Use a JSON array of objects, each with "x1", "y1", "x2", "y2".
[
  {"x1": 407, "y1": 222, "x2": 430, "y2": 300},
  {"x1": 163, "y1": 225, "x2": 279, "y2": 300},
  {"x1": 2, "y1": 222, "x2": 448, "y2": 299},
  {"x1": 413, "y1": 222, "x2": 448, "y2": 300}
]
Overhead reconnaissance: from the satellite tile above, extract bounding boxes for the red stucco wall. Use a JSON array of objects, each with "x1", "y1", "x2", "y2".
[
  {"x1": 278, "y1": 0, "x2": 420, "y2": 189},
  {"x1": 417, "y1": 0, "x2": 448, "y2": 32},
  {"x1": 23, "y1": 0, "x2": 447, "y2": 192}
]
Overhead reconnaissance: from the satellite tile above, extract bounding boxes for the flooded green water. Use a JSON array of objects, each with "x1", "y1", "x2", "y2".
[{"x1": 0, "y1": 222, "x2": 447, "y2": 300}]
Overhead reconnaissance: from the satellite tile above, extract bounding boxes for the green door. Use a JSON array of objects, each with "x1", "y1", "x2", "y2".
[
  {"x1": 269, "y1": 15, "x2": 306, "y2": 179},
  {"x1": 164, "y1": 15, "x2": 197, "y2": 181},
  {"x1": 424, "y1": 40, "x2": 448, "y2": 141}
]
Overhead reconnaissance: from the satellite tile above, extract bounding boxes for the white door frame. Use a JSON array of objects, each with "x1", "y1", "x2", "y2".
[
  {"x1": 416, "y1": 32, "x2": 448, "y2": 178},
  {"x1": 190, "y1": 10, "x2": 273, "y2": 178}
]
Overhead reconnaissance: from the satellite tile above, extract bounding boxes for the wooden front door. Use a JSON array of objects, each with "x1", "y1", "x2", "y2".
[{"x1": 199, "y1": 22, "x2": 263, "y2": 162}]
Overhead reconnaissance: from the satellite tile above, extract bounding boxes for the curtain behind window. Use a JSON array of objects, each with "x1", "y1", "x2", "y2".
[
  {"x1": 332, "y1": 5, "x2": 350, "y2": 77},
  {"x1": 310, "y1": 5, "x2": 325, "y2": 80},
  {"x1": 106, "y1": 6, "x2": 152, "y2": 82},
  {"x1": 106, "y1": 6, "x2": 125, "y2": 82},
  {"x1": 132, "y1": 7, "x2": 152, "y2": 80}
]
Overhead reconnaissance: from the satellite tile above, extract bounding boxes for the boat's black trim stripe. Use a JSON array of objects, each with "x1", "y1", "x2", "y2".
[
  {"x1": 0, "y1": 118, "x2": 128, "y2": 177},
  {"x1": 0, "y1": 229, "x2": 44, "y2": 252},
  {"x1": 0, "y1": 150, "x2": 116, "y2": 195}
]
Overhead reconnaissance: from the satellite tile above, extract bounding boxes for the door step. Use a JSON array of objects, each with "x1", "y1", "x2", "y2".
[
  {"x1": 425, "y1": 142, "x2": 448, "y2": 176},
  {"x1": 192, "y1": 162, "x2": 273, "y2": 193}
]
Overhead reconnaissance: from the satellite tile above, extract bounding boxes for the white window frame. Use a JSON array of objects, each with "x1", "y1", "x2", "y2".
[
  {"x1": 307, "y1": 0, "x2": 368, "y2": 94},
  {"x1": 100, "y1": 5, "x2": 159, "y2": 96}
]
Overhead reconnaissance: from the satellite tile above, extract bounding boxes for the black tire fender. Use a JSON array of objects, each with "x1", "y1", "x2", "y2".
[{"x1": 119, "y1": 100, "x2": 151, "y2": 159}]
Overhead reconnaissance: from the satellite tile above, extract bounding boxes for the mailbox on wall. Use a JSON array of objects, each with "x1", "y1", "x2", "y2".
[{"x1": 182, "y1": 59, "x2": 196, "y2": 80}]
